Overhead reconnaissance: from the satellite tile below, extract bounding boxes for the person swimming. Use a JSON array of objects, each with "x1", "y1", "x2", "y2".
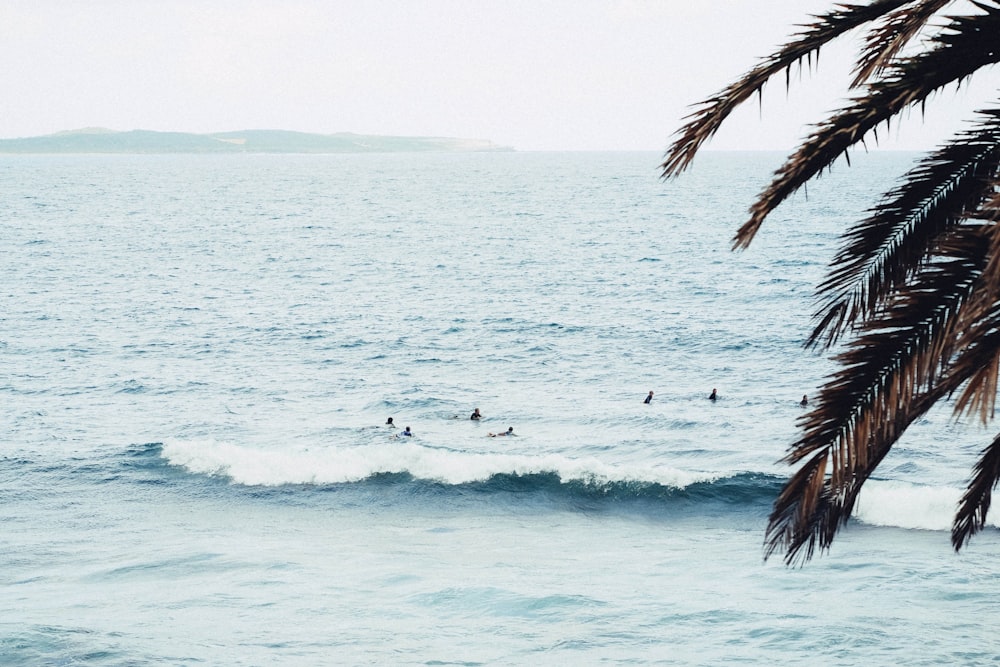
[
  {"x1": 644, "y1": 391, "x2": 654, "y2": 404},
  {"x1": 400, "y1": 426, "x2": 413, "y2": 437},
  {"x1": 800, "y1": 395, "x2": 808, "y2": 406},
  {"x1": 471, "y1": 408, "x2": 482, "y2": 420},
  {"x1": 709, "y1": 388, "x2": 717, "y2": 401},
  {"x1": 386, "y1": 417, "x2": 395, "y2": 426},
  {"x1": 489, "y1": 427, "x2": 514, "y2": 437}
]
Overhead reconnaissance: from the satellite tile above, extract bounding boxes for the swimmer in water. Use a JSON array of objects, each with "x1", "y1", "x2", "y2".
[
  {"x1": 489, "y1": 427, "x2": 514, "y2": 437},
  {"x1": 709, "y1": 388, "x2": 717, "y2": 401},
  {"x1": 386, "y1": 417, "x2": 395, "y2": 426},
  {"x1": 471, "y1": 408, "x2": 482, "y2": 420},
  {"x1": 400, "y1": 426, "x2": 413, "y2": 437},
  {"x1": 644, "y1": 391, "x2": 654, "y2": 404},
  {"x1": 800, "y1": 395, "x2": 808, "y2": 406}
]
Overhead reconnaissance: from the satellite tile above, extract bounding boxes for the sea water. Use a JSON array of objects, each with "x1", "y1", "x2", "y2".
[{"x1": 2, "y1": 151, "x2": 999, "y2": 665}]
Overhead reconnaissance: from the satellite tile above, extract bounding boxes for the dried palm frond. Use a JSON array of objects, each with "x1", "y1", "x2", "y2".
[
  {"x1": 808, "y1": 110, "x2": 1000, "y2": 349},
  {"x1": 953, "y1": 431, "x2": 1000, "y2": 548},
  {"x1": 664, "y1": 0, "x2": 1000, "y2": 561},
  {"x1": 769, "y1": 225, "x2": 994, "y2": 562},
  {"x1": 737, "y1": 9, "x2": 1000, "y2": 249},
  {"x1": 852, "y1": 0, "x2": 953, "y2": 86},
  {"x1": 661, "y1": 0, "x2": 911, "y2": 177}
]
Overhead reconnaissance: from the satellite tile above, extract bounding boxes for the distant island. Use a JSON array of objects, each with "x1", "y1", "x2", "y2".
[{"x1": 0, "y1": 128, "x2": 513, "y2": 154}]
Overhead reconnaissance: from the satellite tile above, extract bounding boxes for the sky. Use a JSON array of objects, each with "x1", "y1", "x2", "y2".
[{"x1": 1, "y1": 0, "x2": 992, "y2": 151}]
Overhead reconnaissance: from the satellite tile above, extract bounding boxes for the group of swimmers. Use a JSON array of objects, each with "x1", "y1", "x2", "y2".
[
  {"x1": 385, "y1": 410, "x2": 515, "y2": 439},
  {"x1": 644, "y1": 388, "x2": 808, "y2": 405},
  {"x1": 387, "y1": 390, "x2": 811, "y2": 441}
]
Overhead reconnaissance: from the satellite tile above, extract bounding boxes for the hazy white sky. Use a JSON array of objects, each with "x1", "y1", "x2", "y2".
[{"x1": 1, "y1": 1, "x2": 991, "y2": 151}]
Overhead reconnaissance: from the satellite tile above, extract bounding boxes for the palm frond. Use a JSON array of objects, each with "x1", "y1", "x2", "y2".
[
  {"x1": 660, "y1": 0, "x2": 911, "y2": 178},
  {"x1": 735, "y1": 8, "x2": 1000, "y2": 249},
  {"x1": 952, "y1": 342, "x2": 1000, "y2": 423},
  {"x1": 953, "y1": 432, "x2": 1000, "y2": 549},
  {"x1": 951, "y1": 217, "x2": 1000, "y2": 422},
  {"x1": 767, "y1": 223, "x2": 992, "y2": 563},
  {"x1": 764, "y1": 450, "x2": 831, "y2": 563},
  {"x1": 808, "y1": 110, "x2": 1000, "y2": 349},
  {"x1": 852, "y1": 0, "x2": 953, "y2": 86}
]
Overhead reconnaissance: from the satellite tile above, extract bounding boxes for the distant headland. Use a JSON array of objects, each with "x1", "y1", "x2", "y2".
[{"x1": 0, "y1": 128, "x2": 514, "y2": 154}]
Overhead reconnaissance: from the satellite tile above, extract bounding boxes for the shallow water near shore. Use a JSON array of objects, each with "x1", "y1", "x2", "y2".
[{"x1": 3, "y1": 151, "x2": 999, "y2": 665}]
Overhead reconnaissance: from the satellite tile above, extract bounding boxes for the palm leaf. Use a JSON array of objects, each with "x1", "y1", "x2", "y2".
[
  {"x1": 951, "y1": 216, "x2": 1000, "y2": 422},
  {"x1": 736, "y1": 8, "x2": 1000, "y2": 249},
  {"x1": 852, "y1": 0, "x2": 953, "y2": 86},
  {"x1": 767, "y1": 223, "x2": 992, "y2": 563},
  {"x1": 953, "y1": 430, "x2": 1000, "y2": 548},
  {"x1": 808, "y1": 110, "x2": 1000, "y2": 349},
  {"x1": 660, "y1": 0, "x2": 911, "y2": 178}
]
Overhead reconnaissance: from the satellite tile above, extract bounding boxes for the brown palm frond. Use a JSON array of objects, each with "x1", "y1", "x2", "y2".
[
  {"x1": 952, "y1": 346, "x2": 1000, "y2": 423},
  {"x1": 735, "y1": 8, "x2": 1000, "y2": 249},
  {"x1": 972, "y1": 189, "x2": 1000, "y2": 296},
  {"x1": 769, "y1": 384, "x2": 950, "y2": 564},
  {"x1": 794, "y1": 226, "x2": 989, "y2": 462},
  {"x1": 953, "y1": 432, "x2": 1000, "y2": 549},
  {"x1": 764, "y1": 450, "x2": 831, "y2": 563},
  {"x1": 852, "y1": 0, "x2": 953, "y2": 86},
  {"x1": 949, "y1": 194, "x2": 1000, "y2": 422},
  {"x1": 767, "y1": 224, "x2": 993, "y2": 563},
  {"x1": 660, "y1": 0, "x2": 911, "y2": 178},
  {"x1": 665, "y1": 1, "x2": 1000, "y2": 561},
  {"x1": 808, "y1": 110, "x2": 1000, "y2": 349}
]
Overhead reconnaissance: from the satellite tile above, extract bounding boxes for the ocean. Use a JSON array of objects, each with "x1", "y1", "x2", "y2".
[{"x1": 3, "y1": 150, "x2": 999, "y2": 665}]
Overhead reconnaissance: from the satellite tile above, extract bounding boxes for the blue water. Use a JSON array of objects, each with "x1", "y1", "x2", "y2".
[{"x1": 3, "y1": 151, "x2": 999, "y2": 665}]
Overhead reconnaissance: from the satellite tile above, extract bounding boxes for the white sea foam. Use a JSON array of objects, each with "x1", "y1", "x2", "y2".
[
  {"x1": 160, "y1": 438, "x2": 714, "y2": 489},
  {"x1": 854, "y1": 479, "x2": 1000, "y2": 531}
]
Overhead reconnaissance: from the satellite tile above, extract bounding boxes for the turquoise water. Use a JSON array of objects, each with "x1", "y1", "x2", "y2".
[{"x1": 2, "y1": 151, "x2": 999, "y2": 665}]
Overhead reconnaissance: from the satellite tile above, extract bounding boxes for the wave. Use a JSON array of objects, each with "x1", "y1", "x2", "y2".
[
  {"x1": 855, "y1": 480, "x2": 1000, "y2": 532},
  {"x1": 151, "y1": 441, "x2": 1000, "y2": 531},
  {"x1": 156, "y1": 438, "x2": 780, "y2": 507},
  {"x1": 160, "y1": 438, "x2": 714, "y2": 487}
]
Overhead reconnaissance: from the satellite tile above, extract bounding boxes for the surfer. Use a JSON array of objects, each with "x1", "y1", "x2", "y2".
[
  {"x1": 644, "y1": 391, "x2": 654, "y2": 404},
  {"x1": 400, "y1": 426, "x2": 413, "y2": 437},
  {"x1": 386, "y1": 417, "x2": 395, "y2": 426},
  {"x1": 471, "y1": 408, "x2": 482, "y2": 420},
  {"x1": 708, "y1": 388, "x2": 717, "y2": 401},
  {"x1": 489, "y1": 427, "x2": 514, "y2": 437},
  {"x1": 800, "y1": 395, "x2": 808, "y2": 406}
]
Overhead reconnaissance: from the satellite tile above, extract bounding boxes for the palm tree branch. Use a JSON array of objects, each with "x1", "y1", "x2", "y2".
[
  {"x1": 768, "y1": 224, "x2": 992, "y2": 563},
  {"x1": 660, "y1": 0, "x2": 912, "y2": 178},
  {"x1": 951, "y1": 218, "x2": 1000, "y2": 422},
  {"x1": 808, "y1": 110, "x2": 1000, "y2": 349},
  {"x1": 735, "y1": 8, "x2": 1000, "y2": 249},
  {"x1": 944, "y1": 274, "x2": 1000, "y2": 546},
  {"x1": 852, "y1": 0, "x2": 954, "y2": 86},
  {"x1": 953, "y1": 429, "x2": 1000, "y2": 549}
]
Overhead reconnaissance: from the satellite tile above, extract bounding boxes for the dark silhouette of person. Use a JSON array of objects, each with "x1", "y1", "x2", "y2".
[
  {"x1": 800, "y1": 395, "x2": 808, "y2": 406},
  {"x1": 386, "y1": 417, "x2": 395, "y2": 426},
  {"x1": 644, "y1": 391, "x2": 654, "y2": 404},
  {"x1": 471, "y1": 408, "x2": 482, "y2": 420},
  {"x1": 709, "y1": 388, "x2": 717, "y2": 401}
]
